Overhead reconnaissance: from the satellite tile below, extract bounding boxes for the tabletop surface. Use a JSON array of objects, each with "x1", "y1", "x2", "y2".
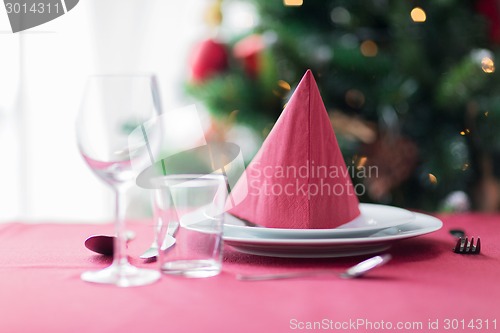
[{"x1": 0, "y1": 213, "x2": 499, "y2": 333}]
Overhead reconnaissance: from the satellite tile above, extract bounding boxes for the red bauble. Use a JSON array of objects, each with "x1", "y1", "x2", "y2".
[
  {"x1": 233, "y1": 34, "x2": 265, "y2": 78},
  {"x1": 189, "y1": 38, "x2": 228, "y2": 82}
]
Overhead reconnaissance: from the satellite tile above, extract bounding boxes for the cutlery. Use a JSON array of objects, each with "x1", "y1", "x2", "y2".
[
  {"x1": 236, "y1": 254, "x2": 392, "y2": 281},
  {"x1": 453, "y1": 237, "x2": 481, "y2": 254},
  {"x1": 84, "y1": 231, "x2": 136, "y2": 256},
  {"x1": 449, "y1": 228, "x2": 481, "y2": 254},
  {"x1": 449, "y1": 228, "x2": 465, "y2": 239},
  {"x1": 140, "y1": 221, "x2": 179, "y2": 259}
]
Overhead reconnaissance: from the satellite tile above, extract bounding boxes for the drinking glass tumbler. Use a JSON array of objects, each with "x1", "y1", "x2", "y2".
[{"x1": 153, "y1": 174, "x2": 227, "y2": 278}]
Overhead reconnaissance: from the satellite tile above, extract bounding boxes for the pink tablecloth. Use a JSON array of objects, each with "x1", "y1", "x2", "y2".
[{"x1": 0, "y1": 214, "x2": 499, "y2": 333}]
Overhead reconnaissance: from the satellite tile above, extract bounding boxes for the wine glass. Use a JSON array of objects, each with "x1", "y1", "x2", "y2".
[{"x1": 76, "y1": 75, "x2": 162, "y2": 286}]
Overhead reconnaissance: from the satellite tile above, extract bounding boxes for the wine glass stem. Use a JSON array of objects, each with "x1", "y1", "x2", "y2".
[{"x1": 113, "y1": 187, "x2": 129, "y2": 269}]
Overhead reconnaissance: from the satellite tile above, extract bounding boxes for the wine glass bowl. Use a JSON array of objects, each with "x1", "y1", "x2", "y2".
[{"x1": 77, "y1": 75, "x2": 162, "y2": 287}]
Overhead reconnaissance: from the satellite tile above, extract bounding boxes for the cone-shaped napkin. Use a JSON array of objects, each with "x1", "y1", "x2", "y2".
[{"x1": 228, "y1": 70, "x2": 360, "y2": 229}]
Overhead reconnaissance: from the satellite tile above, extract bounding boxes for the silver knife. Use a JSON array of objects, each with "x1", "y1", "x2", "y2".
[{"x1": 140, "y1": 221, "x2": 179, "y2": 259}]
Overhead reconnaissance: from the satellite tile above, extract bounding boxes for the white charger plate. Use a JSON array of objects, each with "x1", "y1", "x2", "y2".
[
  {"x1": 224, "y1": 203, "x2": 415, "y2": 239},
  {"x1": 223, "y1": 212, "x2": 442, "y2": 258}
]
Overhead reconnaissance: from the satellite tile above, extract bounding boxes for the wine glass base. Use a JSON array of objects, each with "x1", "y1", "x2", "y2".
[{"x1": 81, "y1": 263, "x2": 160, "y2": 287}]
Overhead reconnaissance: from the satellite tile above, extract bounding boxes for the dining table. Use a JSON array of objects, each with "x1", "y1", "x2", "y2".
[{"x1": 0, "y1": 212, "x2": 499, "y2": 333}]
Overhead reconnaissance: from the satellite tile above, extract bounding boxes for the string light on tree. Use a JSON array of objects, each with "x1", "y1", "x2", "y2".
[
  {"x1": 273, "y1": 80, "x2": 292, "y2": 97},
  {"x1": 360, "y1": 40, "x2": 378, "y2": 57},
  {"x1": 411, "y1": 7, "x2": 426, "y2": 23},
  {"x1": 283, "y1": 0, "x2": 303, "y2": 6},
  {"x1": 277, "y1": 80, "x2": 291, "y2": 91},
  {"x1": 481, "y1": 57, "x2": 495, "y2": 73},
  {"x1": 356, "y1": 156, "x2": 368, "y2": 170}
]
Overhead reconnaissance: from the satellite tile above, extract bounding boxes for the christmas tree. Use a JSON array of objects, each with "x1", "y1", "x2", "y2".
[{"x1": 187, "y1": 0, "x2": 500, "y2": 211}]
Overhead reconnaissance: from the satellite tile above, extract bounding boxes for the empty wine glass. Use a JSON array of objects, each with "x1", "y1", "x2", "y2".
[{"x1": 77, "y1": 75, "x2": 162, "y2": 287}]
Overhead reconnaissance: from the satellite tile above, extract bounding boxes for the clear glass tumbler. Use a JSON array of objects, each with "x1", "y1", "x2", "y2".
[{"x1": 153, "y1": 174, "x2": 227, "y2": 278}]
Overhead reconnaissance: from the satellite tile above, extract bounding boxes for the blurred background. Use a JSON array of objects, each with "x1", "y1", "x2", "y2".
[{"x1": 1, "y1": 0, "x2": 500, "y2": 222}]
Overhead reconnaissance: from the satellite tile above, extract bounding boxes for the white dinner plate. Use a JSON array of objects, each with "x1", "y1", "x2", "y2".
[
  {"x1": 223, "y1": 212, "x2": 442, "y2": 258},
  {"x1": 224, "y1": 203, "x2": 415, "y2": 239}
]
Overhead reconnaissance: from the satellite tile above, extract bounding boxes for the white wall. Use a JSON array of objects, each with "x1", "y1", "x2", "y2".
[
  {"x1": 0, "y1": 0, "x2": 207, "y2": 222},
  {"x1": 0, "y1": 31, "x2": 21, "y2": 221}
]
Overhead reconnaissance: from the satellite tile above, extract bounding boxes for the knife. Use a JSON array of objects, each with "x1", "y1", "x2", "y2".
[{"x1": 140, "y1": 221, "x2": 179, "y2": 259}]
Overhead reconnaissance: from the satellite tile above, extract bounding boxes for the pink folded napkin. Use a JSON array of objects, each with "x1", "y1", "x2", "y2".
[{"x1": 228, "y1": 70, "x2": 360, "y2": 229}]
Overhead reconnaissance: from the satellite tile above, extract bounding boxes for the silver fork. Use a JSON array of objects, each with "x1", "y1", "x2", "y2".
[{"x1": 453, "y1": 237, "x2": 481, "y2": 254}]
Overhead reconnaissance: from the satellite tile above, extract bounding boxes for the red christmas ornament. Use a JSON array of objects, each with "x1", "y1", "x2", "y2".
[
  {"x1": 189, "y1": 38, "x2": 229, "y2": 82},
  {"x1": 233, "y1": 34, "x2": 265, "y2": 78}
]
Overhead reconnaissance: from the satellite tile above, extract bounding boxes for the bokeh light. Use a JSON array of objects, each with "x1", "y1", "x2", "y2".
[
  {"x1": 283, "y1": 0, "x2": 303, "y2": 6},
  {"x1": 330, "y1": 7, "x2": 351, "y2": 25},
  {"x1": 278, "y1": 80, "x2": 291, "y2": 91},
  {"x1": 360, "y1": 40, "x2": 378, "y2": 57},
  {"x1": 356, "y1": 156, "x2": 367, "y2": 169},
  {"x1": 428, "y1": 173, "x2": 438, "y2": 184},
  {"x1": 411, "y1": 7, "x2": 426, "y2": 23},
  {"x1": 345, "y1": 89, "x2": 366, "y2": 109},
  {"x1": 481, "y1": 57, "x2": 495, "y2": 73}
]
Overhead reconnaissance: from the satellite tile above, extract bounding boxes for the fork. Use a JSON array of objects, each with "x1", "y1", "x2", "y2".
[{"x1": 453, "y1": 237, "x2": 481, "y2": 254}]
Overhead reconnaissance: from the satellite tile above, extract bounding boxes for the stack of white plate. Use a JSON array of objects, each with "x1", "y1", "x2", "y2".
[{"x1": 223, "y1": 204, "x2": 442, "y2": 258}]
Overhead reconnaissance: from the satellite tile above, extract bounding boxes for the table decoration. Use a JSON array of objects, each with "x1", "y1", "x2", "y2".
[{"x1": 228, "y1": 70, "x2": 360, "y2": 229}]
